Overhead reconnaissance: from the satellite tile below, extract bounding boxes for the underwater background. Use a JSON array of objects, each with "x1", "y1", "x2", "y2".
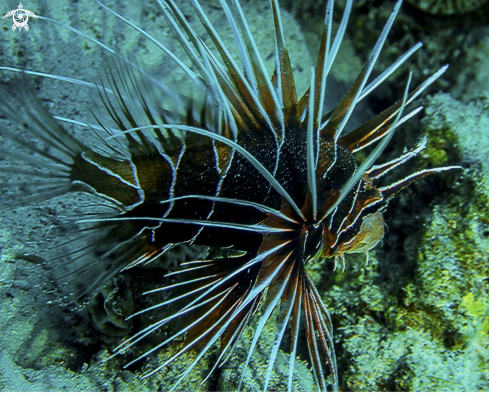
[{"x1": 0, "y1": 0, "x2": 488, "y2": 391}]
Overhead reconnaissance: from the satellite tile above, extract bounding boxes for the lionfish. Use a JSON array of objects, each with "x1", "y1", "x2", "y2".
[{"x1": 0, "y1": 0, "x2": 460, "y2": 392}]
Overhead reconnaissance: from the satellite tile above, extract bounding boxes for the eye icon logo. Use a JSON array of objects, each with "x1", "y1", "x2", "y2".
[{"x1": 3, "y1": 3, "x2": 38, "y2": 31}]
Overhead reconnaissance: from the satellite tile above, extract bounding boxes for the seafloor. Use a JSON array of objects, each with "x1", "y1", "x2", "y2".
[{"x1": 0, "y1": 0, "x2": 488, "y2": 391}]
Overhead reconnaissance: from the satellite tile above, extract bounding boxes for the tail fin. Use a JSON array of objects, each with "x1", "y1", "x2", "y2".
[
  {"x1": 0, "y1": 80, "x2": 137, "y2": 306},
  {"x1": 0, "y1": 80, "x2": 84, "y2": 208}
]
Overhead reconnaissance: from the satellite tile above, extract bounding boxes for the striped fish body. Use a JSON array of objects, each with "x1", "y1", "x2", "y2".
[{"x1": 70, "y1": 113, "x2": 383, "y2": 260}]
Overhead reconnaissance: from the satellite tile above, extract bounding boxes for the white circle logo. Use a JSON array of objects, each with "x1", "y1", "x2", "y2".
[{"x1": 3, "y1": 3, "x2": 38, "y2": 32}]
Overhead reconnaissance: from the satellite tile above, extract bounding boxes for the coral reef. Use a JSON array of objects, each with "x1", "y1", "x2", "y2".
[
  {"x1": 1, "y1": 0, "x2": 488, "y2": 392},
  {"x1": 405, "y1": 0, "x2": 488, "y2": 15},
  {"x1": 315, "y1": 93, "x2": 489, "y2": 391}
]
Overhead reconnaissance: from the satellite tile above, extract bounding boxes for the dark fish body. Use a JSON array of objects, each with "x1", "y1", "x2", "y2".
[{"x1": 0, "y1": 0, "x2": 461, "y2": 391}]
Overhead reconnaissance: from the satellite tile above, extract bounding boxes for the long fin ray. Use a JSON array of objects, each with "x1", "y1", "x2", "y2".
[
  {"x1": 287, "y1": 270, "x2": 303, "y2": 392},
  {"x1": 380, "y1": 166, "x2": 462, "y2": 199},
  {"x1": 95, "y1": 0, "x2": 198, "y2": 82},
  {"x1": 271, "y1": 0, "x2": 300, "y2": 128},
  {"x1": 238, "y1": 251, "x2": 296, "y2": 390},
  {"x1": 320, "y1": 0, "x2": 402, "y2": 141},
  {"x1": 307, "y1": 67, "x2": 318, "y2": 220},
  {"x1": 320, "y1": 70, "x2": 413, "y2": 221},
  {"x1": 160, "y1": 194, "x2": 298, "y2": 223},
  {"x1": 263, "y1": 265, "x2": 299, "y2": 391},
  {"x1": 142, "y1": 291, "x2": 243, "y2": 380},
  {"x1": 338, "y1": 65, "x2": 448, "y2": 152},
  {"x1": 187, "y1": 0, "x2": 276, "y2": 133},
  {"x1": 229, "y1": 0, "x2": 285, "y2": 135},
  {"x1": 367, "y1": 136, "x2": 427, "y2": 179},
  {"x1": 122, "y1": 283, "x2": 237, "y2": 368}
]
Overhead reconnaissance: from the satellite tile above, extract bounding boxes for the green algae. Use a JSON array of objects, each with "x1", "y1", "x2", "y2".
[
  {"x1": 314, "y1": 93, "x2": 489, "y2": 391},
  {"x1": 1, "y1": 0, "x2": 488, "y2": 392},
  {"x1": 419, "y1": 126, "x2": 457, "y2": 167}
]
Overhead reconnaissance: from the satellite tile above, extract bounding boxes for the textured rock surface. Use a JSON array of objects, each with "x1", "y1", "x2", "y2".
[
  {"x1": 1, "y1": 0, "x2": 488, "y2": 392},
  {"x1": 317, "y1": 93, "x2": 489, "y2": 391}
]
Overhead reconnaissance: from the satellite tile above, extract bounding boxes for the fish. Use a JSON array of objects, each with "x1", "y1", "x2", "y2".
[{"x1": 0, "y1": 0, "x2": 461, "y2": 391}]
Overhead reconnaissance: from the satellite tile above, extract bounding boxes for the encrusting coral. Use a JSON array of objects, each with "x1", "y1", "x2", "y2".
[
  {"x1": 0, "y1": 0, "x2": 487, "y2": 392},
  {"x1": 311, "y1": 92, "x2": 488, "y2": 391}
]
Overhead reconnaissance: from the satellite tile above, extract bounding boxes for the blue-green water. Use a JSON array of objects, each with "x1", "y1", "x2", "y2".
[{"x1": 0, "y1": 0, "x2": 488, "y2": 391}]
